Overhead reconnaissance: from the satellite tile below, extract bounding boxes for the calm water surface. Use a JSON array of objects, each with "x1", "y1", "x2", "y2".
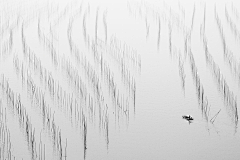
[{"x1": 0, "y1": 0, "x2": 240, "y2": 159}]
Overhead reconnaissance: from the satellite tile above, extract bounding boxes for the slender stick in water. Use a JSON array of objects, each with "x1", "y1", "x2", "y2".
[{"x1": 210, "y1": 109, "x2": 221, "y2": 124}]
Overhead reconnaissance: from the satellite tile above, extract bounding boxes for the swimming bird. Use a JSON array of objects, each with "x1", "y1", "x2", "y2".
[{"x1": 182, "y1": 115, "x2": 194, "y2": 121}]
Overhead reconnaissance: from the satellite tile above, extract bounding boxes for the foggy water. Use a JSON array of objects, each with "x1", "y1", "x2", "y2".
[{"x1": 1, "y1": 0, "x2": 240, "y2": 159}]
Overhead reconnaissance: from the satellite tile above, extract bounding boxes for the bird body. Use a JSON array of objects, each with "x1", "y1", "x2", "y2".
[{"x1": 182, "y1": 115, "x2": 194, "y2": 121}]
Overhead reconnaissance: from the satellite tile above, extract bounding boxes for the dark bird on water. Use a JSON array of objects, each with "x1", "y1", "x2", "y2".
[
  {"x1": 182, "y1": 115, "x2": 194, "y2": 124},
  {"x1": 182, "y1": 115, "x2": 194, "y2": 121}
]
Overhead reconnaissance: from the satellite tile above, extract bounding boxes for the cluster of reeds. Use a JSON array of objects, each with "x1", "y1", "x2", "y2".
[
  {"x1": 0, "y1": 74, "x2": 18, "y2": 116},
  {"x1": 38, "y1": 132, "x2": 46, "y2": 160},
  {"x1": 127, "y1": 0, "x2": 160, "y2": 22},
  {"x1": 61, "y1": 57, "x2": 87, "y2": 102},
  {"x1": 178, "y1": 56, "x2": 186, "y2": 94},
  {"x1": 91, "y1": 37, "x2": 139, "y2": 114},
  {"x1": 161, "y1": 7, "x2": 188, "y2": 93},
  {"x1": 1, "y1": 1, "x2": 145, "y2": 159},
  {"x1": 14, "y1": 50, "x2": 86, "y2": 124},
  {"x1": 0, "y1": 100, "x2": 17, "y2": 160},
  {"x1": 25, "y1": 116, "x2": 38, "y2": 159},
  {"x1": 65, "y1": 19, "x2": 101, "y2": 102},
  {"x1": 0, "y1": 74, "x2": 40, "y2": 159},
  {"x1": 102, "y1": 108, "x2": 109, "y2": 148},
  {"x1": 13, "y1": 55, "x2": 80, "y2": 127},
  {"x1": 13, "y1": 46, "x2": 91, "y2": 156},
  {"x1": 201, "y1": 13, "x2": 238, "y2": 128},
  {"x1": 168, "y1": 22, "x2": 172, "y2": 56},
  {"x1": 109, "y1": 36, "x2": 141, "y2": 72},
  {"x1": 190, "y1": 4, "x2": 195, "y2": 32},
  {"x1": 106, "y1": 38, "x2": 139, "y2": 115},
  {"x1": 12, "y1": 57, "x2": 71, "y2": 158},
  {"x1": 0, "y1": 121, "x2": 14, "y2": 160},
  {"x1": 203, "y1": 40, "x2": 238, "y2": 127},
  {"x1": 55, "y1": 6, "x2": 69, "y2": 25},
  {"x1": 81, "y1": 6, "x2": 140, "y2": 126},
  {"x1": 183, "y1": 8, "x2": 211, "y2": 122},
  {"x1": 67, "y1": 2, "x2": 86, "y2": 54},
  {"x1": 215, "y1": 8, "x2": 240, "y2": 85},
  {"x1": 37, "y1": 19, "x2": 58, "y2": 67},
  {"x1": 231, "y1": 3, "x2": 239, "y2": 21},
  {"x1": 177, "y1": 2, "x2": 186, "y2": 18},
  {"x1": 129, "y1": 0, "x2": 189, "y2": 98},
  {"x1": 145, "y1": 16, "x2": 150, "y2": 39},
  {"x1": 82, "y1": 5, "x2": 91, "y2": 48},
  {"x1": 94, "y1": 7, "x2": 100, "y2": 43},
  {"x1": 83, "y1": 115, "x2": 87, "y2": 160},
  {"x1": 50, "y1": 116, "x2": 66, "y2": 159},
  {"x1": 157, "y1": 16, "x2": 161, "y2": 49},
  {"x1": 103, "y1": 9, "x2": 108, "y2": 43},
  {"x1": 0, "y1": 28, "x2": 13, "y2": 60},
  {"x1": 188, "y1": 50, "x2": 210, "y2": 122},
  {"x1": 45, "y1": 3, "x2": 72, "y2": 41},
  {"x1": 225, "y1": 6, "x2": 240, "y2": 41},
  {"x1": 93, "y1": 54, "x2": 131, "y2": 118},
  {"x1": 200, "y1": 5, "x2": 205, "y2": 35},
  {"x1": 97, "y1": 103, "x2": 110, "y2": 146},
  {"x1": 19, "y1": 36, "x2": 42, "y2": 81}
]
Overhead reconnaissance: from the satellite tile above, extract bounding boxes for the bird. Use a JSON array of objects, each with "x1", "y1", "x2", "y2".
[{"x1": 182, "y1": 115, "x2": 194, "y2": 121}]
